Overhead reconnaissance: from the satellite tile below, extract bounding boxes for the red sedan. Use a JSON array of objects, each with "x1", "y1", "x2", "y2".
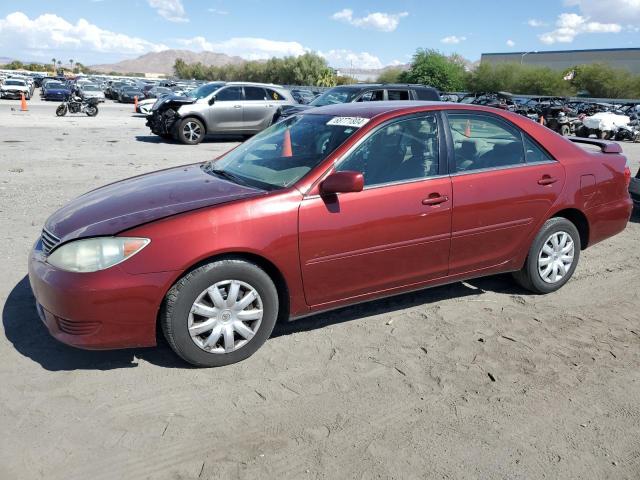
[{"x1": 29, "y1": 102, "x2": 633, "y2": 367}]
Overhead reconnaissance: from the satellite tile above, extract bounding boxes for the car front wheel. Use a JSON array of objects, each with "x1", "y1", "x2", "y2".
[
  {"x1": 161, "y1": 259, "x2": 279, "y2": 367},
  {"x1": 512, "y1": 217, "x2": 581, "y2": 294},
  {"x1": 177, "y1": 117, "x2": 205, "y2": 145}
]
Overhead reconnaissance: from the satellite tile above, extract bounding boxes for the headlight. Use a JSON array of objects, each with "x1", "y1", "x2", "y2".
[{"x1": 47, "y1": 237, "x2": 150, "y2": 272}]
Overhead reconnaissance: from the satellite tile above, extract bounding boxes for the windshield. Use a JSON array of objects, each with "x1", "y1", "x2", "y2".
[
  {"x1": 5, "y1": 80, "x2": 25, "y2": 86},
  {"x1": 310, "y1": 87, "x2": 361, "y2": 107},
  {"x1": 188, "y1": 82, "x2": 225, "y2": 99},
  {"x1": 83, "y1": 85, "x2": 99, "y2": 91},
  {"x1": 47, "y1": 82, "x2": 64, "y2": 88},
  {"x1": 204, "y1": 114, "x2": 362, "y2": 189}
]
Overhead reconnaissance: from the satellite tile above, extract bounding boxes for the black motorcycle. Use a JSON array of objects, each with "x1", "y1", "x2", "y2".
[{"x1": 56, "y1": 95, "x2": 99, "y2": 117}]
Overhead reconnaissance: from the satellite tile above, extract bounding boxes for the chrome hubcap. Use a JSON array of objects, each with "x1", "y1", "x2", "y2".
[
  {"x1": 538, "y1": 231, "x2": 575, "y2": 284},
  {"x1": 183, "y1": 121, "x2": 201, "y2": 142},
  {"x1": 188, "y1": 280, "x2": 263, "y2": 354}
]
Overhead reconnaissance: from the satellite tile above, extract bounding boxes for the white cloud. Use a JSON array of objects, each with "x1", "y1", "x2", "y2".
[
  {"x1": 539, "y1": 12, "x2": 621, "y2": 44},
  {"x1": 319, "y1": 49, "x2": 384, "y2": 69},
  {"x1": 331, "y1": 9, "x2": 408, "y2": 32},
  {"x1": 563, "y1": 0, "x2": 640, "y2": 24},
  {"x1": 506, "y1": 39, "x2": 516, "y2": 47},
  {"x1": 440, "y1": 35, "x2": 466, "y2": 44},
  {"x1": 177, "y1": 36, "x2": 307, "y2": 60},
  {"x1": 147, "y1": 0, "x2": 188, "y2": 23},
  {"x1": 0, "y1": 11, "x2": 168, "y2": 55},
  {"x1": 208, "y1": 8, "x2": 229, "y2": 15},
  {"x1": 527, "y1": 19, "x2": 548, "y2": 27}
]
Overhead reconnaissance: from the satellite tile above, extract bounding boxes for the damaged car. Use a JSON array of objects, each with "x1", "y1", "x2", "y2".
[{"x1": 146, "y1": 82, "x2": 295, "y2": 145}]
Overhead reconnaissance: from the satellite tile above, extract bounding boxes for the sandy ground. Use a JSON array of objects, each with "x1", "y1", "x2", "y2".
[{"x1": 0, "y1": 96, "x2": 639, "y2": 480}]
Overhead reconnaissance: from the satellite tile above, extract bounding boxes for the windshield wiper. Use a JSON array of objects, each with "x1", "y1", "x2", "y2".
[{"x1": 204, "y1": 165, "x2": 250, "y2": 187}]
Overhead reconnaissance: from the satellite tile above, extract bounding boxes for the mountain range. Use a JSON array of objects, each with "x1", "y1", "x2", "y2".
[{"x1": 90, "y1": 49, "x2": 244, "y2": 75}]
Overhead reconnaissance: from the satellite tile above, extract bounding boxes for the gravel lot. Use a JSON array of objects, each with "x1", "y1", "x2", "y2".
[{"x1": 1, "y1": 96, "x2": 639, "y2": 480}]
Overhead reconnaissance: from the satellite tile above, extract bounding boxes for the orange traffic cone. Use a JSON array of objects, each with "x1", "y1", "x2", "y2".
[
  {"x1": 465, "y1": 119, "x2": 471, "y2": 137},
  {"x1": 282, "y1": 128, "x2": 292, "y2": 157},
  {"x1": 20, "y1": 92, "x2": 28, "y2": 112},
  {"x1": 134, "y1": 95, "x2": 138, "y2": 112}
]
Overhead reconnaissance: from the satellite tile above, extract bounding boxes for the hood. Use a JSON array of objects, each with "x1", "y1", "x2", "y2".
[
  {"x1": 45, "y1": 163, "x2": 264, "y2": 242},
  {"x1": 2, "y1": 85, "x2": 28, "y2": 91},
  {"x1": 280, "y1": 104, "x2": 313, "y2": 119},
  {"x1": 152, "y1": 94, "x2": 196, "y2": 112},
  {"x1": 45, "y1": 88, "x2": 70, "y2": 94}
]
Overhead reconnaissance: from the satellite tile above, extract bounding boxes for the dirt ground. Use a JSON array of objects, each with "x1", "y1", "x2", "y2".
[{"x1": 1, "y1": 97, "x2": 639, "y2": 480}]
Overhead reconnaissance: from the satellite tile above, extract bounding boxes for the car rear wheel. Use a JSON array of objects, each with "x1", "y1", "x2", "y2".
[
  {"x1": 161, "y1": 259, "x2": 279, "y2": 367},
  {"x1": 177, "y1": 117, "x2": 205, "y2": 145},
  {"x1": 512, "y1": 217, "x2": 581, "y2": 294}
]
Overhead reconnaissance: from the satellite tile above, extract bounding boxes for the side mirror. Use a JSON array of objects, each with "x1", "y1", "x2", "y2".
[
  {"x1": 208, "y1": 96, "x2": 216, "y2": 105},
  {"x1": 320, "y1": 171, "x2": 364, "y2": 195}
]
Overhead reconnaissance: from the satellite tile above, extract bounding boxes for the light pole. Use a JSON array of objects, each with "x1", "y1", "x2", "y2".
[{"x1": 520, "y1": 50, "x2": 538, "y2": 65}]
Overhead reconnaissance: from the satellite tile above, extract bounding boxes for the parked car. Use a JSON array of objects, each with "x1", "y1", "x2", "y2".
[
  {"x1": 136, "y1": 98, "x2": 159, "y2": 115},
  {"x1": 29, "y1": 102, "x2": 633, "y2": 367},
  {"x1": 118, "y1": 86, "x2": 144, "y2": 103},
  {"x1": 146, "y1": 82, "x2": 296, "y2": 144},
  {"x1": 41, "y1": 80, "x2": 71, "y2": 101},
  {"x1": 1, "y1": 78, "x2": 31, "y2": 99},
  {"x1": 630, "y1": 167, "x2": 640, "y2": 206},
  {"x1": 278, "y1": 83, "x2": 440, "y2": 120},
  {"x1": 290, "y1": 88, "x2": 316, "y2": 104},
  {"x1": 78, "y1": 84, "x2": 106, "y2": 102}
]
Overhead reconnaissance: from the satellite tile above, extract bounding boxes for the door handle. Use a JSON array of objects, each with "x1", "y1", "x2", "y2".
[
  {"x1": 233, "y1": 105, "x2": 242, "y2": 109},
  {"x1": 538, "y1": 175, "x2": 558, "y2": 186},
  {"x1": 422, "y1": 194, "x2": 449, "y2": 206}
]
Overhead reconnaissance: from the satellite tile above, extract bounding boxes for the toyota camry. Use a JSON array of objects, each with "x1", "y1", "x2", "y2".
[{"x1": 29, "y1": 102, "x2": 633, "y2": 367}]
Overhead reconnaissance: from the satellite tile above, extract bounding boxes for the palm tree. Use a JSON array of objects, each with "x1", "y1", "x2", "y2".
[
  {"x1": 69, "y1": 59, "x2": 74, "y2": 72},
  {"x1": 51, "y1": 57, "x2": 56, "y2": 72}
]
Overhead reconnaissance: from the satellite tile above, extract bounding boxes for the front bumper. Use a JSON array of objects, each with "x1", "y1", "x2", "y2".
[
  {"x1": 146, "y1": 108, "x2": 180, "y2": 136},
  {"x1": 1, "y1": 90, "x2": 28, "y2": 99},
  {"x1": 28, "y1": 241, "x2": 177, "y2": 350},
  {"x1": 630, "y1": 177, "x2": 640, "y2": 206}
]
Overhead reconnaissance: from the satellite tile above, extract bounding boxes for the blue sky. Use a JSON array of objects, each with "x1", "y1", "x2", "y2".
[{"x1": 0, "y1": 0, "x2": 639, "y2": 68}]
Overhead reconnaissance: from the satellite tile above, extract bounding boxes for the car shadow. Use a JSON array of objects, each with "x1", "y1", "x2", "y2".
[
  {"x1": 2, "y1": 276, "x2": 190, "y2": 371},
  {"x1": 630, "y1": 206, "x2": 640, "y2": 223},
  {"x1": 4, "y1": 273, "x2": 525, "y2": 371},
  {"x1": 134, "y1": 135, "x2": 246, "y2": 145}
]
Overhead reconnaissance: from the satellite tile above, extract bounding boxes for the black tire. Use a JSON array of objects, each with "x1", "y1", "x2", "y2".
[
  {"x1": 575, "y1": 126, "x2": 588, "y2": 138},
  {"x1": 161, "y1": 259, "x2": 279, "y2": 367},
  {"x1": 85, "y1": 106, "x2": 98, "y2": 117},
  {"x1": 560, "y1": 125, "x2": 570, "y2": 136},
  {"x1": 55, "y1": 104, "x2": 67, "y2": 117},
  {"x1": 512, "y1": 217, "x2": 581, "y2": 294},
  {"x1": 177, "y1": 117, "x2": 205, "y2": 145},
  {"x1": 25, "y1": 93, "x2": 31, "y2": 100}
]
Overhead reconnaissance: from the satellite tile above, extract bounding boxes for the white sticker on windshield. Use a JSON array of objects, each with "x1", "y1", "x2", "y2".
[{"x1": 326, "y1": 116, "x2": 370, "y2": 128}]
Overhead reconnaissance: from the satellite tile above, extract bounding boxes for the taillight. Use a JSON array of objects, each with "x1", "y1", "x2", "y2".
[{"x1": 624, "y1": 164, "x2": 632, "y2": 189}]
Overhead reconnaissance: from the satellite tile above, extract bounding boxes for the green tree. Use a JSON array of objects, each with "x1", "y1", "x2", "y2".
[
  {"x1": 569, "y1": 63, "x2": 635, "y2": 98},
  {"x1": 376, "y1": 67, "x2": 404, "y2": 84},
  {"x1": 401, "y1": 49, "x2": 466, "y2": 91}
]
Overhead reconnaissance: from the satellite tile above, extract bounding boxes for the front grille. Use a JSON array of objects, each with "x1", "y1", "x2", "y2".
[
  {"x1": 41, "y1": 228, "x2": 61, "y2": 255},
  {"x1": 56, "y1": 317, "x2": 101, "y2": 336}
]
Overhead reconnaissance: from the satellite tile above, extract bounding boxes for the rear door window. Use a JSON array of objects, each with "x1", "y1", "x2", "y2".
[
  {"x1": 244, "y1": 86, "x2": 267, "y2": 101},
  {"x1": 387, "y1": 90, "x2": 411, "y2": 101},
  {"x1": 447, "y1": 113, "x2": 525, "y2": 173}
]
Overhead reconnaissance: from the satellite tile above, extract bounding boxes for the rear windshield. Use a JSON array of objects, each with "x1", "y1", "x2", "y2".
[{"x1": 5, "y1": 80, "x2": 25, "y2": 86}]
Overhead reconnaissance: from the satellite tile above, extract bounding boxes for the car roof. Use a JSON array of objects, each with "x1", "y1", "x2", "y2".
[{"x1": 303, "y1": 101, "x2": 447, "y2": 119}]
